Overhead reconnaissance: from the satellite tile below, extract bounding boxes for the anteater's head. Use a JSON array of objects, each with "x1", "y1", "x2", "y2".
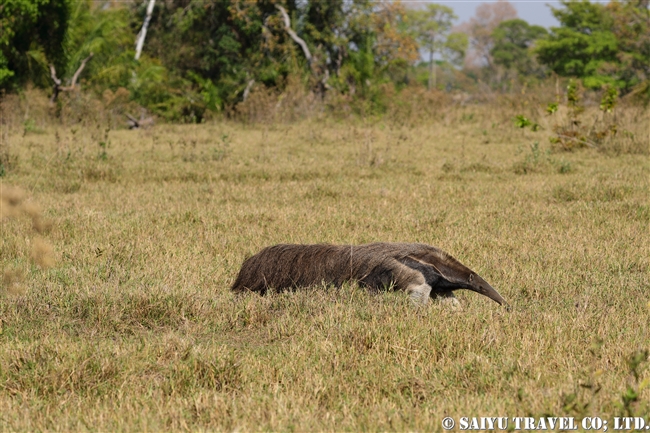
[
  {"x1": 457, "y1": 270, "x2": 507, "y2": 306},
  {"x1": 409, "y1": 249, "x2": 508, "y2": 307}
]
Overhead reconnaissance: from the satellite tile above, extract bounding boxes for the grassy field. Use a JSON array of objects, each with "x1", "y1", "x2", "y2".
[{"x1": 1, "y1": 100, "x2": 649, "y2": 431}]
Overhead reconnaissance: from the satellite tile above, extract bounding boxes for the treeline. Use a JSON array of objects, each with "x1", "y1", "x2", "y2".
[{"x1": 1, "y1": 0, "x2": 648, "y2": 122}]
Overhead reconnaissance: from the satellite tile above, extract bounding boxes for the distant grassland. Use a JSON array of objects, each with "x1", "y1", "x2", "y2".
[{"x1": 1, "y1": 103, "x2": 649, "y2": 431}]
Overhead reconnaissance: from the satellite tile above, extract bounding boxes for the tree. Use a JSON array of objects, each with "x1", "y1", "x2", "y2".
[
  {"x1": 444, "y1": 32, "x2": 469, "y2": 67},
  {"x1": 604, "y1": 0, "x2": 649, "y2": 98},
  {"x1": 535, "y1": 0, "x2": 649, "y2": 94},
  {"x1": 138, "y1": 0, "x2": 420, "y2": 109},
  {"x1": 0, "y1": 0, "x2": 71, "y2": 89},
  {"x1": 64, "y1": 0, "x2": 135, "y2": 91},
  {"x1": 535, "y1": 0, "x2": 619, "y2": 89},
  {"x1": 134, "y1": 0, "x2": 156, "y2": 61},
  {"x1": 302, "y1": 0, "x2": 348, "y2": 75},
  {"x1": 137, "y1": 0, "x2": 278, "y2": 109},
  {"x1": 372, "y1": 1, "x2": 419, "y2": 68},
  {"x1": 491, "y1": 19, "x2": 547, "y2": 77},
  {"x1": 408, "y1": 4, "x2": 464, "y2": 90},
  {"x1": 456, "y1": 0, "x2": 517, "y2": 69}
]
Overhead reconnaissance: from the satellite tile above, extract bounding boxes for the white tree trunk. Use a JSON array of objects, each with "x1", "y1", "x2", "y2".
[
  {"x1": 428, "y1": 49, "x2": 434, "y2": 91},
  {"x1": 135, "y1": 0, "x2": 156, "y2": 61},
  {"x1": 275, "y1": 5, "x2": 312, "y2": 65}
]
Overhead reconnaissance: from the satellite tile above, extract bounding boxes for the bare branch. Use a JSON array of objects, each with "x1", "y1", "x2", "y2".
[
  {"x1": 126, "y1": 112, "x2": 140, "y2": 129},
  {"x1": 49, "y1": 53, "x2": 93, "y2": 102},
  {"x1": 49, "y1": 64, "x2": 61, "y2": 86},
  {"x1": 49, "y1": 64, "x2": 61, "y2": 103},
  {"x1": 275, "y1": 5, "x2": 312, "y2": 64},
  {"x1": 556, "y1": 134, "x2": 597, "y2": 148},
  {"x1": 68, "y1": 53, "x2": 94, "y2": 89},
  {"x1": 321, "y1": 69, "x2": 330, "y2": 90},
  {"x1": 242, "y1": 79, "x2": 255, "y2": 102},
  {"x1": 125, "y1": 111, "x2": 154, "y2": 129}
]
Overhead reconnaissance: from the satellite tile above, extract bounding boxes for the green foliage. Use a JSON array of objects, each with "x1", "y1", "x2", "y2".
[
  {"x1": 303, "y1": 0, "x2": 350, "y2": 71},
  {"x1": 64, "y1": 1, "x2": 135, "y2": 89},
  {"x1": 0, "y1": 0, "x2": 71, "y2": 89},
  {"x1": 336, "y1": 35, "x2": 376, "y2": 97},
  {"x1": 3, "y1": 0, "x2": 649, "y2": 123},
  {"x1": 536, "y1": 0, "x2": 649, "y2": 93},
  {"x1": 139, "y1": 0, "x2": 288, "y2": 111},
  {"x1": 491, "y1": 19, "x2": 547, "y2": 78}
]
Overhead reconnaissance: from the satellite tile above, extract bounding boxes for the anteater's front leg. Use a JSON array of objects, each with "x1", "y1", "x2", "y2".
[
  {"x1": 384, "y1": 259, "x2": 432, "y2": 305},
  {"x1": 433, "y1": 291, "x2": 461, "y2": 309}
]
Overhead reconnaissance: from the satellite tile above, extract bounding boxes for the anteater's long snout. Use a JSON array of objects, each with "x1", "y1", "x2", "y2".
[{"x1": 472, "y1": 278, "x2": 508, "y2": 307}]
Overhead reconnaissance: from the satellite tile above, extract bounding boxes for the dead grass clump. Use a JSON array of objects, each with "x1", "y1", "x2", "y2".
[
  {"x1": 545, "y1": 105, "x2": 648, "y2": 155},
  {"x1": 0, "y1": 184, "x2": 25, "y2": 219},
  {"x1": 1, "y1": 185, "x2": 53, "y2": 234},
  {"x1": 101, "y1": 87, "x2": 146, "y2": 127},
  {"x1": 3, "y1": 344, "x2": 122, "y2": 398},
  {"x1": 234, "y1": 75, "x2": 321, "y2": 124},
  {"x1": 163, "y1": 349, "x2": 241, "y2": 396},
  {"x1": 1, "y1": 185, "x2": 55, "y2": 294},
  {"x1": 0, "y1": 140, "x2": 18, "y2": 177},
  {"x1": 0, "y1": 87, "x2": 53, "y2": 135},
  {"x1": 0, "y1": 85, "x2": 147, "y2": 138},
  {"x1": 384, "y1": 86, "x2": 452, "y2": 127},
  {"x1": 551, "y1": 181, "x2": 632, "y2": 204},
  {"x1": 2, "y1": 268, "x2": 25, "y2": 296},
  {"x1": 30, "y1": 237, "x2": 55, "y2": 269}
]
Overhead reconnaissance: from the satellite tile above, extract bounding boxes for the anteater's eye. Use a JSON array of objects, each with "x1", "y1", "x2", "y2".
[{"x1": 469, "y1": 274, "x2": 474, "y2": 282}]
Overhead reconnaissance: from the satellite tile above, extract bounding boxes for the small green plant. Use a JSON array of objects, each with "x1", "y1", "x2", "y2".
[
  {"x1": 461, "y1": 112, "x2": 475, "y2": 122},
  {"x1": 513, "y1": 141, "x2": 549, "y2": 174},
  {"x1": 514, "y1": 115, "x2": 539, "y2": 131},
  {"x1": 22, "y1": 118, "x2": 44, "y2": 136},
  {"x1": 528, "y1": 141, "x2": 541, "y2": 163},
  {"x1": 98, "y1": 141, "x2": 108, "y2": 161},
  {"x1": 566, "y1": 79, "x2": 582, "y2": 111},
  {"x1": 556, "y1": 160, "x2": 574, "y2": 174},
  {"x1": 514, "y1": 115, "x2": 532, "y2": 129},
  {"x1": 0, "y1": 146, "x2": 17, "y2": 177},
  {"x1": 600, "y1": 86, "x2": 618, "y2": 113},
  {"x1": 211, "y1": 134, "x2": 231, "y2": 161},
  {"x1": 97, "y1": 125, "x2": 111, "y2": 160},
  {"x1": 617, "y1": 350, "x2": 649, "y2": 417},
  {"x1": 559, "y1": 339, "x2": 604, "y2": 421},
  {"x1": 546, "y1": 102, "x2": 558, "y2": 115},
  {"x1": 548, "y1": 82, "x2": 623, "y2": 151}
]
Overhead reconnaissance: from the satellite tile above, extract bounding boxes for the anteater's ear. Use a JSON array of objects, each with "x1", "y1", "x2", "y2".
[
  {"x1": 469, "y1": 273, "x2": 474, "y2": 282},
  {"x1": 400, "y1": 255, "x2": 447, "y2": 281}
]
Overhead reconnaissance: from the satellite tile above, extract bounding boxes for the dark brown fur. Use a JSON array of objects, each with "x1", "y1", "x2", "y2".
[{"x1": 231, "y1": 243, "x2": 506, "y2": 306}]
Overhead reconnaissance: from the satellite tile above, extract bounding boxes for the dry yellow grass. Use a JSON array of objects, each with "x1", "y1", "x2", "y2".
[{"x1": 0, "y1": 101, "x2": 649, "y2": 431}]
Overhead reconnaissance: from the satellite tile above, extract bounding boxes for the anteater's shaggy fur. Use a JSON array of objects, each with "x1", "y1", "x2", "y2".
[{"x1": 231, "y1": 243, "x2": 506, "y2": 306}]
